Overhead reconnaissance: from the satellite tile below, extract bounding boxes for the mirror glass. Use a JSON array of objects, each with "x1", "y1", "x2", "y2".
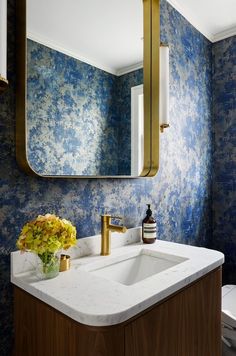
[{"x1": 26, "y1": 0, "x2": 144, "y2": 176}]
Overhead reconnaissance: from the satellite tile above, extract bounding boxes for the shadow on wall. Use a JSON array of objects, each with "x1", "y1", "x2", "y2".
[
  {"x1": 0, "y1": 254, "x2": 13, "y2": 355},
  {"x1": 212, "y1": 36, "x2": 236, "y2": 285}
]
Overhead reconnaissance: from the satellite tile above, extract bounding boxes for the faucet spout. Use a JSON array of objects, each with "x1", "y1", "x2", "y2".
[
  {"x1": 107, "y1": 224, "x2": 127, "y2": 234},
  {"x1": 101, "y1": 215, "x2": 127, "y2": 256}
]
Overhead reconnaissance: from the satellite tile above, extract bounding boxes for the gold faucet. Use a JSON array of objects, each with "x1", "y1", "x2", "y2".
[{"x1": 101, "y1": 215, "x2": 127, "y2": 255}]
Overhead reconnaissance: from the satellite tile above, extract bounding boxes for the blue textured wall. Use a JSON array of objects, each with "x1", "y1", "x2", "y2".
[
  {"x1": 27, "y1": 39, "x2": 142, "y2": 176},
  {"x1": 212, "y1": 36, "x2": 236, "y2": 284},
  {"x1": 0, "y1": 0, "x2": 213, "y2": 354}
]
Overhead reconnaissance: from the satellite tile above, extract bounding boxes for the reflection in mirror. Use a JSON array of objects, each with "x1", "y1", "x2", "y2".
[{"x1": 26, "y1": 0, "x2": 144, "y2": 176}]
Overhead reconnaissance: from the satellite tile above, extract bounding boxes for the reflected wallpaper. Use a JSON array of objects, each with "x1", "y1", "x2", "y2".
[
  {"x1": 27, "y1": 40, "x2": 142, "y2": 176},
  {"x1": 1, "y1": 0, "x2": 235, "y2": 355}
]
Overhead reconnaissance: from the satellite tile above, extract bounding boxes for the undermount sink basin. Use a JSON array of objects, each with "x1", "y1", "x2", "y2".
[{"x1": 86, "y1": 249, "x2": 188, "y2": 286}]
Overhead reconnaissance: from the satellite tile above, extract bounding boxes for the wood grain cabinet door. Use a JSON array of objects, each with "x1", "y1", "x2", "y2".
[
  {"x1": 124, "y1": 268, "x2": 222, "y2": 356},
  {"x1": 14, "y1": 287, "x2": 125, "y2": 356},
  {"x1": 14, "y1": 268, "x2": 221, "y2": 356}
]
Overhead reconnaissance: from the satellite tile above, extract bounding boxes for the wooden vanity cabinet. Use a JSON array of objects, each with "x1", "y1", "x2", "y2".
[{"x1": 13, "y1": 267, "x2": 222, "y2": 356}]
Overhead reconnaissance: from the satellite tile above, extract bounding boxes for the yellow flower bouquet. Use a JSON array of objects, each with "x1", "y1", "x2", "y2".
[{"x1": 16, "y1": 214, "x2": 77, "y2": 279}]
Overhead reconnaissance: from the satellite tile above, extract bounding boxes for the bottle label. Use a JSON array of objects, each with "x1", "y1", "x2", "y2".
[{"x1": 143, "y1": 223, "x2": 157, "y2": 239}]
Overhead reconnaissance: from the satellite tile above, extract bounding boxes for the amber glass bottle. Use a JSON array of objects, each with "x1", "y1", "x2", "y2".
[{"x1": 142, "y1": 204, "x2": 156, "y2": 244}]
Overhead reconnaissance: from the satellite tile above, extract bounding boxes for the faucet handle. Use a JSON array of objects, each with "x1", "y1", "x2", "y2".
[
  {"x1": 111, "y1": 215, "x2": 123, "y2": 221},
  {"x1": 101, "y1": 214, "x2": 124, "y2": 224}
]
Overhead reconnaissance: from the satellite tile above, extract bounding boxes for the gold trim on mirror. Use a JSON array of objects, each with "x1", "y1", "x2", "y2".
[
  {"x1": 16, "y1": 0, "x2": 37, "y2": 177},
  {"x1": 149, "y1": 0, "x2": 160, "y2": 176},
  {"x1": 140, "y1": 0, "x2": 152, "y2": 177},
  {"x1": 16, "y1": 0, "x2": 160, "y2": 178}
]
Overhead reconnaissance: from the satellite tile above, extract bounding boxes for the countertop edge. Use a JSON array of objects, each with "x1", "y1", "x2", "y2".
[{"x1": 11, "y1": 255, "x2": 224, "y2": 327}]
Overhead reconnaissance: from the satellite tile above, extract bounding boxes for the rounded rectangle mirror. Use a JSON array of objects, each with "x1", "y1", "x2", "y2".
[{"x1": 16, "y1": 0, "x2": 160, "y2": 178}]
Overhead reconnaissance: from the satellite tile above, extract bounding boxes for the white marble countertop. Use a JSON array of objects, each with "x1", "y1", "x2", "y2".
[{"x1": 11, "y1": 228, "x2": 224, "y2": 327}]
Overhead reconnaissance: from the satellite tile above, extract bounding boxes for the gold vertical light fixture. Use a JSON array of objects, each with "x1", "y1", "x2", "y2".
[
  {"x1": 0, "y1": 0, "x2": 8, "y2": 93},
  {"x1": 160, "y1": 43, "x2": 170, "y2": 132},
  {"x1": 148, "y1": 0, "x2": 160, "y2": 176}
]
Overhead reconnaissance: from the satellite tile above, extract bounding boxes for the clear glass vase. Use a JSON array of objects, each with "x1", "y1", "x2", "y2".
[{"x1": 36, "y1": 253, "x2": 60, "y2": 280}]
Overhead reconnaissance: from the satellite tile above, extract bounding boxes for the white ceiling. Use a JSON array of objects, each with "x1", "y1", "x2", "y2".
[
  {"x1": 167, "y1": 0, "x2": 236, "y2": 42},
  {"x1": 27, "y1": 0, "x2": 236, "y2": 76},
  {"x1": 27, "y1": 0, "x2": 143, "y2": 76}
]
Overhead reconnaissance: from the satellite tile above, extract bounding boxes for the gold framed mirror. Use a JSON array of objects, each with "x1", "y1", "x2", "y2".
[{"x1": 16, "y1": 0, "x2": 159, "y2": 178}]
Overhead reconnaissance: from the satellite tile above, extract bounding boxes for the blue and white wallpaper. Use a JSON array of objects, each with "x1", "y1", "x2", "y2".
[
  {"x1": 27, "y1": 40, "x2": 142, "y2": 176},
  {"x1": 212, "y1": 36, "x2": 236, "y2": 283},
  {"x1": 1, "y1": 0, "x2": 234, "y2": 354}
]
